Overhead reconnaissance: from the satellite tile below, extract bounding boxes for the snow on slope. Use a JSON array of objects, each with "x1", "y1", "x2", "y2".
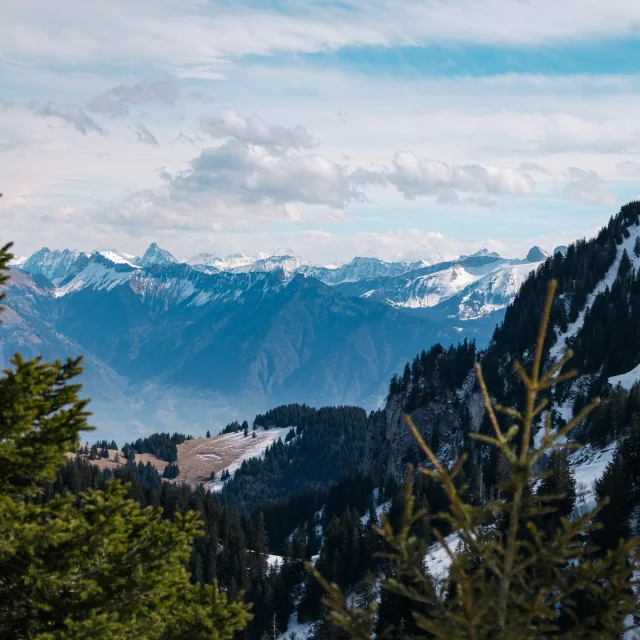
[
  {"x1": 187, "y1": 248, "x2": 305, "y2": 273},
  {"x1": 199, "y1": 426, "x2": 292, "y2": 492},
  {"x1": 570, "y1": 443, "x2": 616, "y2": 511},
  {"x1": 130, "y1": 274, "x2": 196, "y2": 308},
  {"x1": 393, "y1": 265, "x2": 479, "y2": 309},
  {"x1": 95, "y1": 250, "x2": 140, "y2": 267},
  {"x1": 609, "y1": 363, "x2": 640, "y2": 390},
  {"x1": 54, "y1": 260, "x2": 136, "y2": 297},
  {"x1": 423, "y1": 443, "x2": 616, "y2": 583},
  {"x1": 53, "y1": 255, "x2": 137, "y2": 297},
  {"x1": 21, "y1": 247, "x2": 90, "y2": 285},
  {"x1": 550, "y1": 222, "x2": 640, "y2": 361},
  {"x1": 425, "y1": 532, "x2": 462, "y2": 589},
  {"x1": 456, "y1": 261, "x2": 540, "y2": 320}
]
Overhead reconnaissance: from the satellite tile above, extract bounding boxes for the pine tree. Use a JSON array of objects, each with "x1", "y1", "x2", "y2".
[
  {"x1": 206, "y1": 430, "x2": 211, "y2": 439},
  {"x1": 310, "y1": 280, "x2": 640, "y2": 639},
  {"x1": 0, "y1": 241, "x2": 251, "y2": 639},
  {"x1": 635, "y1": 235, "x2": 640, "y2": 258}
]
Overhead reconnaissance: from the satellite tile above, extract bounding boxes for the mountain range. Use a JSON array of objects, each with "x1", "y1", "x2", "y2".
[{"x1": 3, "y1": 240, "x2": 558, "y2": 440}]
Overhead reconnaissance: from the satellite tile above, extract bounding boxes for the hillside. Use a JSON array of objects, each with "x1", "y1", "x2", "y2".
[{"x1": 365, "y1": 201, "x2": 640, "y2": 484}]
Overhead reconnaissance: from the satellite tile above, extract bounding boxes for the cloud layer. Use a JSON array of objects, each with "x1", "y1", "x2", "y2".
[{"x1": 2, "y1": 0, "x2": 639, "y2": 261}]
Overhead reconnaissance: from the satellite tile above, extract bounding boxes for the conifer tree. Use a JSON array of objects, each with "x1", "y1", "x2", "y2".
[
  {"x1": 310, "y1": 280, "x2": 640, "y2": 639},
  {"x1": 0, "y1": 242, "x2": 251, "y2": 639}
]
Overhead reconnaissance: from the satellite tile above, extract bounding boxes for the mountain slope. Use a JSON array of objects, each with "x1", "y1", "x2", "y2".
[
  {"x1": 1, "y1": 258, "x2": 457, "y2": 441},
  {"x1": 365, "y1": 201, "x2": 640, "y2": 482}
]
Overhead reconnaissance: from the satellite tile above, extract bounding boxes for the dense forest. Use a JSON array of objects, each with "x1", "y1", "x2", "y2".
[{"x1": 220, "y1": 406, "x2": 369, "y2": 514}]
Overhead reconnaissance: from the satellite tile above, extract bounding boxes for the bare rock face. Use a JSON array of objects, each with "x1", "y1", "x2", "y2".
[{"x1": 363, "y1": 380, "x2": 486, "y2": 484}]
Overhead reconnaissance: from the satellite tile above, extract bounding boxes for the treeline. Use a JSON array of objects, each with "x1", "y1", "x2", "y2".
[
  {"x1": 253, "y1": 403, "x2": 317, "y2": 430},
  {"x1": 201, "y1": 404, "x2": 320, "y2": 436},
  {"x1": 123, "y1": 432, "x2": 192, "y2": 462},
  {"x1": 221, "y1": 406, "x2": 369, "y2": 513},
  {"x1": 389, "y1": 339, "x2": 477, "y2": 412},
  {"x1": 220, "y1": 420, "x2": 250, "y2": 435}
]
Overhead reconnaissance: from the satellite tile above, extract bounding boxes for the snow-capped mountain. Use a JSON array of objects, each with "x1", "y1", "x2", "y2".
[
  {"x1": 14, "y1": 242, "x2": 552, "y2": 345},
  {"x1": 525, "y1": 245, "x2": 551, "y2": 262},
  {"x1": 372, "y1": 264, "x2": 480, "y2": 309},
  {"x1": 22, "y1": 248, "x2": 90, "y2": 285},
  {"x1": 458, "y1": 248, "x2": 502, "y2": 260},
  {"x1": 453, "y1": 261, "x2": 541, "y2": 320},
  {"x1": 136, "y1": 242, "x2": 177, "y2": 267},
  {"x1": 3, "y1": 232, "x2": 579, "y2": 442},
  {"x1": 186, "y1": 247, "x2": 308, "y2": 274},
  {"x1": 300, "y1": 256, "x2": 425, "y2": 285},
  {"x1": 1, "y1": 260, "x2": 455, "y2": 441},
  {"x1": 325, "y1": 248, "x2": 546, "y2": 332},
  {"x1": 53, "y1": 252, "x2": 140, "y2": 298}
]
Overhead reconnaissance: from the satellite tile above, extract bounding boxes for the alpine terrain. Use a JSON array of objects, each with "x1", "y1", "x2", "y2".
[{"x1": 3, "y1": 241, "x2": 549, "y2": 440}]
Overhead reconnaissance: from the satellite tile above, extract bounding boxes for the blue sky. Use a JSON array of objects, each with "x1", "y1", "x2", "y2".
[{"x1": 2, "y1": 0, "x2": 640, "y2": 263}]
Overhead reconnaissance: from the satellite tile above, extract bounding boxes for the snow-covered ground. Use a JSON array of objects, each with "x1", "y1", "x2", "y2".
[
  {"x1": 425, "y1": 532, "x2": 461, "y2": 591},
  {"x1": 550, "y1": 222, "x2": 640, "y2": 362},
  {"x1": 205, "y1": 426, "x2": 292, "y2": 492},
  {"x1": 570, "y1": 443, "x2": 616, "y2": 512},
  {"x1": 360, "y1": 500, "x2": 391, "y2": 525},
  {"x1": 609, "y1": 363, "x2": 640, "y2": 391}
]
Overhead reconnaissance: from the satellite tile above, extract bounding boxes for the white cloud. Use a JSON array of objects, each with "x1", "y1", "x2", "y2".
[
  {"x1": 4, "y1": 0, "x2": 640, "y2": 72},
  {"x1": 200, "y1": 110, "x2": 316, "y2": 150},
  {"x1": 388, "y1": 151, "x2": 534, "y2": 199},
  {"x1": 562, "y1": 167, "x2": 617, "y2": 206},
  {"x1": 162, "y1": 111, "x2": 387, "y2": 211}
]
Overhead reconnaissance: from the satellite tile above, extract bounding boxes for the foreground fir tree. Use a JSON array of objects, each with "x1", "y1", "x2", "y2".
[
  {"x1": 311, "y1": 280, "x2": 640, "y2": 639},
  {"x1": 0, "y1": 241, "x2": 251, "y2": 639}
]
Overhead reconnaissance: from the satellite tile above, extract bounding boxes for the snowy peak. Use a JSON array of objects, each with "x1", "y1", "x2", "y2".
[
  {"x1": 93, "y1": 250, "x2": 140, "y2": 268},
  {"x1": 137, "y1": 242, "x2": 177, "y2": 268},
  {"x1": 391, "y1": 264, "x2": 480, "y2": 309},
  {"x1": 459, "y1": 248, "x2": 502, "y2": 260},
  {"x1": 22, "y1": 248, "x2": 90, "y2": 286},
  {"x1": 525, "y1": 246, "x2": 551, "y2": 262},
  {"x1": 455, "y1": 262, "x2": 539, "y2": 320},
  {"x1": 187, "y1": 249, "x2": 307, "y2": 273}
]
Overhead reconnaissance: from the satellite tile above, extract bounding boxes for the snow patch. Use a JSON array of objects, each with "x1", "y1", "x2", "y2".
[
  {"x1": 96, "y1": 250, "x2": 141, "y2": 268},
  {"x1": 608, "y1": 363, "x2": 640, "y2": 391},
  {"x1": 550, "y1": 226, "x2": 640, "y2": 361},
  {"x1": 424, "y1": 532, "x2": 461, "y2": 588},
  {"x1": 207, "y1": 427, "x2": 292, "y2": 492}
]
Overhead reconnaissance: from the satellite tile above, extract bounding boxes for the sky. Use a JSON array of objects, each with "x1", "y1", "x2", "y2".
[{"x1": 2, "y1": 0, "x2": 640, "y2": 264}]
